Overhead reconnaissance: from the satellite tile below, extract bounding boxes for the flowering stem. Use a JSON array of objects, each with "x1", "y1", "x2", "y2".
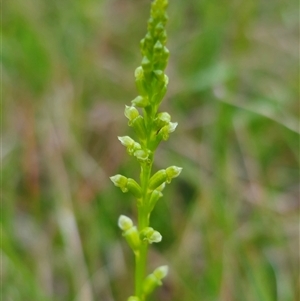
[
  {"x1": 135, "y1": 161, "x2": 152, "y2": 299},
  {"x1": 135, "y1": 234, "x2": 148, "y2": 299},
  {"x1": 110, "y1": 1, "x2": 182, "y2": 300}
]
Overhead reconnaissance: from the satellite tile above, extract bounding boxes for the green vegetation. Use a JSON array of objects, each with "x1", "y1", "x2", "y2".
[
  {"x1": 110, "y1": 1, "x2": 180, "y2": 300},
  {"x1": 2, "y1": 0, "x2": 299, "y2": 301}
]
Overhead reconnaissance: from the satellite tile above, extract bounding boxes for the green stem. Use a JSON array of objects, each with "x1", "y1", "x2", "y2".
[
  {"x1": 135, "y1": 162, "x2": 152, "y2": 300},
  {"x1": 135, "y1": 213, "x2": 148, "y2": 299}
]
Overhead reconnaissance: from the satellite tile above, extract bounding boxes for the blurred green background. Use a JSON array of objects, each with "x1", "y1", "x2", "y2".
[{"x1": 2, "y1": 0, "x2": 299, "y2": 300}]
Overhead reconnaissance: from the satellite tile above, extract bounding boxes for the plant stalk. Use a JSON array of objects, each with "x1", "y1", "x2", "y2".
[{"x1": 135, "y1": 161, "x2": 152, "y2": 300}]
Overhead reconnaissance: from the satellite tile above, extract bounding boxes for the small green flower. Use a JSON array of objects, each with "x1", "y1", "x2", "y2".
[
  {"x1": 118, "y1": 136, "x2": 141, "y2": 156},
  {"x1": 118, "y1": 215, "x2": 141, "y2": 252},
  {"x1": 158, "y1": 121, "x2": 178, "y2": 141},
  {"x1": 110, "y1": 175, "x2": 142, "y2": 198},
  {"x1": 148, "y1": 189, "x2": 163, "y2": 212},
  {"x1": 148, "y1": 169, "x2": 167, "y2": 190},
  {"x1": 140, "y1": 227, "x2": 162, "y2": 244},
  {"x1": 110, "y1": 174, "x2": 128, "y2": 192},
  {"x1": 118, "y1": 215, "x2": 133, "y2": 231},
  {"x1": 148, "y1": 166, "x2": 182, "y2": 190},
  {"x1": 132, "y1": 95, "x2": 149, "y2": 108},
  {"x1": 166, "y1": 166, "x2": 183, "y2": 182},
  {"x1": 124, "y1": 105, "x2": 140, "y2": 122},
  {"x1": 142, "y1": 265, "x2": 169, "y2": 296},
  {"x1": 131, "y1": 115, "x2": 147, "y2": 141},
  {"x1": 153, "y1": 265, "x2": 169, "y2": 280},
  {"x1": 134, "y1": 149, "x2": 151, "y2": 162}
]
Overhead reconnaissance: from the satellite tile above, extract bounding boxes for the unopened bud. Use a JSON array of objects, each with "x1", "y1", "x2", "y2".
[
  {"x1": 132, "y1": 95, "x2": 149, "y2": 108},
  {"x1": 155, "y1": 22, "x2": 164, "y2": 35},
  {"x1": 149, "y1": 189, "x2": 163, "y2": 212},
  {"x1": 153, "y1": 70, "x2": 164, "y2": 81},
  {"x1": 158, "y1": 112, "x2": 171, "y2": 123},
  {"x1": 127, "y1": 178, "x2": 142, "y2": 198},
  {"x1": 110, "y1": 174, "x2": 128, "y2": 192},
  {"x1": 166, "y1": 166, "x2": 182, "y2": 183},
  {"x1": 110, "y1": 175, "x2": 142, "y2": 197},
  {"x1": 135, "y1": 66, "x2": 144, "y2": 80},
  {"x1": 118, "y1": 136, "x2": 135, "y2": 148},
  {"x1": 148, "y1": 169, "x2": 167, "y2": 190},
  {"x1": 123, "y1": 226, "x2": 141, "y2": 251},
  {"x1": 131, "y1": 115, "x2": 147, "y2": 140},
  {"x1": 153, "y1": 265, "x2": 169, "y2": 280},
  {"x1": 154, "y1": 40, "x2": 163, "y2": 53},
  {"x1": 118, "y1": 215, "x2": 133, "y2": 231},
  {"x1": 124, "y1": 105, "x2": 139, "y2": 121},
  {"x1": 118, "y1": 136, "x2": 141, "y2": 156},
  {"x1": 141, "y1": 56, "x2": 152, "y2": 73},
  {"x1": 142, "y1": 265, "x2": 168, "y2": 296}
]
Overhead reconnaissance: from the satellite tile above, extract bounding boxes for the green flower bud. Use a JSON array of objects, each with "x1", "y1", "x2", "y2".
[
  {"x1": 140, "y1": 227, "x2": 162, "y2": 244},
  {"x1": 132, "y1": 95, "x2": 149, "y2": 108},
  {"x1": 145, "y1": 32, "x2": 153, "y2": 43},
  {"x1": 134, "y1": 149, "x2": 150, "y2": 163},
  {"x1": 118, "y1": 136, "x2": 141, "y2": 156},
  {"x1": 159, "y1": 121, "x2": 178, "y2": 140},
  {"x1": 154, "y1": 46, "x2": 169, "y2": 70},
  {"x1": 156, "y1": 112, "x2": 171, "y2": 127},
  {"x1": 135, "y1": 80, "x2": 148, "y2": 98},
  {"x1": 124, "y1": 105, "x2": 139, "y2": 122},
  {"x1": 152, "y1": 84, "x2": 167, "y2": 105},
  {"x1": 110, "y1": 174, "x2": 128, "y2": 192},
  {"x1": 118, "y1": 135, "x2": 135, "y2": 147},
  {"x1": 153, "y1": 69, "x2": 164, "y2": 81},
  {"x1": 141, "y1": 56, "x2": 152, "y2": 73},
  {"x1": 127, "y1": 178, "x2": 142, "y2": 198},
  {"x1": 120, "y1": 136, "x2": 137, "y2": 148},
  {"x1": 147, "y1": 17, "x2": 155, "y2": 32},
  {"x1": 118, "y1": 217, "x2": 140, "y2": 251},
  {"x1": 131, "y1": 115, "x2": 147, "y2": 140},
  {"x1": 153, "y1": 265, "x2": 169, "y2": 280},
  {"x1": 163, "y1": 46, "x2": 170, "y2": 58},
  {"x1": 142, "y1": 265, "x2": 168, "y2": 296},
  {"x1": 140, "y1": 38, "x2": 146, "y2": 54},
  {"x1": 154, "y1": 40, "x2": 163, "y2": 53},
  {"x1": 166, "y1": 166, "x2": 182, "y2": 183},
  {"x1": 110, "y1": 175, "x2": 142, "y2": 197},
  {"x1": 149, "y1": 189, "x2": 163, "y2": 212},
  {"x1": 123, "y1": 226, "x2": 141, "y2": 251},
  {"x1": 155, "y1": 22, "x2": 164, "y2": 36},
  {"x1": 142, "y1": 274, "x2": 159, "y2": 296},
  {"x1": 140, "y1": 37, "x2": 152, "y2": 57},
  {"x1": 148, "y1": 169, "x2": 167, "y2": 190},
  {"x1": 158, "y1": 29, "x2": 167, "y2": 44},
  {"x1": 134, "y1": 67, "x2": 148, "y2": 96},
  {"x1": 135, "y1": 66, "x2": 144, "y2": 80},
  {"x1": 118, "y1": 215, "x2": 133, "y2": 231},
  {"x1": 153, "y1": 41, "x2": 164, "y2": 65}
]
